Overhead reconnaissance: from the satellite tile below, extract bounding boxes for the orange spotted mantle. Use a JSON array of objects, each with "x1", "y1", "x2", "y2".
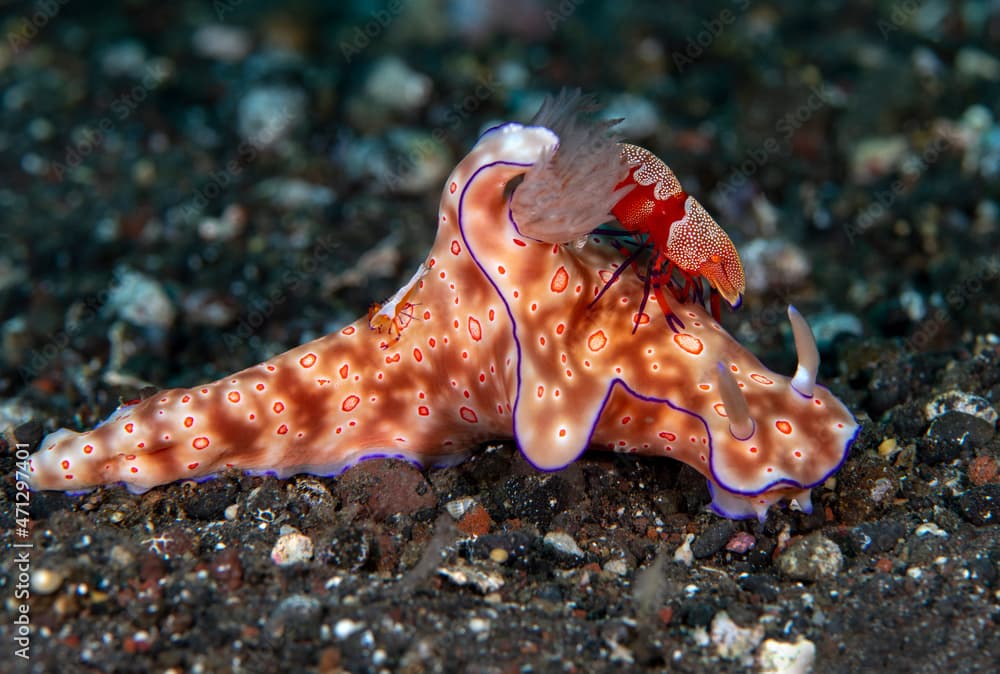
[{"x1": 27, "y1": 123, "x2": 858, "y2": 520}]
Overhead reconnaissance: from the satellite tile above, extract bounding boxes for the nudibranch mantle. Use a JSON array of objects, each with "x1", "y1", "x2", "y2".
[{"x1": 27, "y1": 120, "x2": 857, "y2": 520}]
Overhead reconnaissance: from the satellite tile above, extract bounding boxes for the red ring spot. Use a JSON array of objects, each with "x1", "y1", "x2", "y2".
[
  {"x1": 124, "y1": 423, "x2": 134, "y2": 434},
  {"x1": 459, "y1": 406, "x2": 478, "y2": 423},
  {"x1": 228, "y1": 391, "x2": 241, "y2": 403},
  {"x1": 299, "y1": 353, "x2": 317, "y2": 368},
  {"x1": 451, "y1": 240, "x2": 461, "y2": 255},
  {"x1": 61, "y1": 460, "x2": 70, "y2": 470},
  {"x1": 342, "y1": 395, "x2": 360, "y2": 412},
  {"x1": 550, "y1": 266, "x2": 569, "y2": 293},
  {"x1": 181, "y1": 395, "x2": 191, "y2": 403},
  {"x1": 497, "y1": 265, "x2": 506, "y2": 275},
  {"x1": 658, "y1": 432, "x2": 676, "y2": 441},
  {"x1": 188, "y1": 462, "x2": 199, "y2": 470},
  {"x1": 418, "y1": 405, "x2": 429, "y2": 416},
  {"x1": 83, "y1": 444, "x2": 94, "y2": 454},
  {"x1": 673, "y1": 333, "x2": 704, "y2": 355},
  {"x1": 587, "y1": 330, "x2": 607, "y2": 352},
  {"x1": 273, "y1": 402, "x2": 285, "y2": 414},
  {"x1": 131, "y1": 467, "x2": 139, "y2": 473},
  {"x1": 256, "y1": 383, "x2": 265, "y2": 391},
  {"x1": 750, "y1": 373, "x2": 774, "y2": 386},
  {"x1": 449, "y1": 181, "x2": 457, "y2": 193},
  {"x1": 64, "y1": 474, "x2": 73, "y2": 480},
  {"x1": 184, "y1": 416, "x2": 194, "y2": 428},
  {"x1": 558, "y1": 428, "x2": 567, "y2": 437},
  {"x1": 192, "y1": 437, "x2": 210, "y2": 450},
  {"x1": 750, "y1": 446, "x2": 758, "y2": 453},
  {"x1": 775, "y1": 420, "x2": 793, "y2": 435},
  {"x1": 468, "y1": 316, "x2": 482, "y2": 341},
  {"x1": 276, "y1": 424, "x2": 288, "y2": 435}
]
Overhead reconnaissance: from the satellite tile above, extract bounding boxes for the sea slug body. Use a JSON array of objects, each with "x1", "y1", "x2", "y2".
[{"x1": 27, "y1": 107, "x2": 857, "y2": 520}]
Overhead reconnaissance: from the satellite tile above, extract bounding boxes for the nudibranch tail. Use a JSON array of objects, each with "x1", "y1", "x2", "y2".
[{"x1": 510, "y1": 89, "x2": 632, "y2": 244}]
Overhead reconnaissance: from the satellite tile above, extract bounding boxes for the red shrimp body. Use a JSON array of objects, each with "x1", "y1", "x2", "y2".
[{"x1": 606, "y1": 144, "x2": 745, "y2": 321}]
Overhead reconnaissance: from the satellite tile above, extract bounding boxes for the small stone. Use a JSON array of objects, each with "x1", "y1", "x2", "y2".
[
  {"x1": 237, "y1": 85, "x2": 307, "y2": 150},
  {"x1": 777, "y1": 533, "x2": 843, "y2": 581},
  {"x1": 725, "y1": 531, "x2": 757, "y2": 554},
  {"x1": 363, "y1": 56, "x2": 432, "y2": 113},
  {"x1": 673, "y1": 533, "x2": 695, "y2": 566},
  {"x1": 850, "y1": 135, "x2": 908, "y2": 184},
  {"x1": 969, "y1": 456, "x2": 999, "y2": 486},
  {"x1": 926, "y1": 411, "x2": 996, "y2": 446},
  {"x1": 253, "y1": 178, "x2": 336, "y2": 210},
  {"x1": 915, "y1": 522, "x2": 949, "y2": 538},
  {"x1": 489, "y1": 548, "x2": 509, "y2": 564},
  {"x1": 107, "y1": 268, "x2": 176, "y2": 329},
  {"x1": 691, "y1": 520, "x2": 737, "y2": 559},
  {"x1": 741, "y1": 238, "x2": 812, "y2": 294},
  {"x1": 709, "y1": 611, "x2": 764, "y2": 665},
  {"x1": 456, "y1": 504, "x2": 493, "y2": 537},
  {"x1": 224, "y1": 504, "x2": 239, "y2": 520},
  {"x1": 267, "y1": 595, "x2": 322, "y2": 642},
  {"x1": 758, "y1": 637, "x2": 817, "y2": 674},
  {"x1": 954, "y1": 484, "x2": 1000, "y2": 526},
  {"x1": 603, "y1": 559, "x2": 629, "y2": 576},
  {"x1": 334, "y1": 619, "x2": 363, "y2": 640},
  {"x1": 191, "y1": 24, "x2": 253, "y2": 63},
  {"x1": 31, "y1": 569, "x2": 64, "y2": 595},
  {"x1": 438, "y1": 563, "x2": 504, "y2": 593},
  {"x1": 878, "y1": 437, "x2": 899, "y2": 458},
  {"x1": 543, "y1": 531, "x2": 584, "y2": 558},
  {"x1": 925, "y1": 390, "x2": 999, "y2": 425},
  {"x1": 271, "y1": 531, "x2": 314, "y2": 566}
]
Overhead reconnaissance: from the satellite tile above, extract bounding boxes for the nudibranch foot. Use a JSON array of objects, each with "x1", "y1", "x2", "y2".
[{"x1": 28, "y1": 95, "x2": 857, "y2": 520}]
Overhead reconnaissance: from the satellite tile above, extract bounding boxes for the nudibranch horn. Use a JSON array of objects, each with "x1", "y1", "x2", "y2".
[
  {"x1": 26, "y1": 95, "x2": 857, "y2": 520},
  {"x1": 788, "y1": 305, "x2": 820, "y2": 398}
]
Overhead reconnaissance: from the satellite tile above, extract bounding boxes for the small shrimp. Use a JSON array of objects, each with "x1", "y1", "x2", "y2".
[
  {"x1": 592, "y1": 143, "x2": 745, "y2": 331},
  {"x1": 367, "y1": 264, "x2": 428, "y2": 347}
]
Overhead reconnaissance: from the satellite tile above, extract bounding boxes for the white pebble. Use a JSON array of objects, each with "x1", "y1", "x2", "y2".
[
  {"x1": 270, "y1": 531, "x2": 314, "y2": 566},
  {"x1": 758, "y1": 637, "x2": 817, "y2": 674},
  {"x1": 31, "y1": 569, "x2": 64, "y2": 595},
  {"x1": 363, "y1": 56, "x2": 432, "y2": 113},
  {"x1": 543, "y1": 531, "x2": 584, "y2": 557},
  {"x1": 334, "y1": 618, "x2": 363, "y2": 640}
]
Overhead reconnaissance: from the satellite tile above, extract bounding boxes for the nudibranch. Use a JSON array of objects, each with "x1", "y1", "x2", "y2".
[{"x1": 27, "y1": 97, "x2": 858, "y2": 520}]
